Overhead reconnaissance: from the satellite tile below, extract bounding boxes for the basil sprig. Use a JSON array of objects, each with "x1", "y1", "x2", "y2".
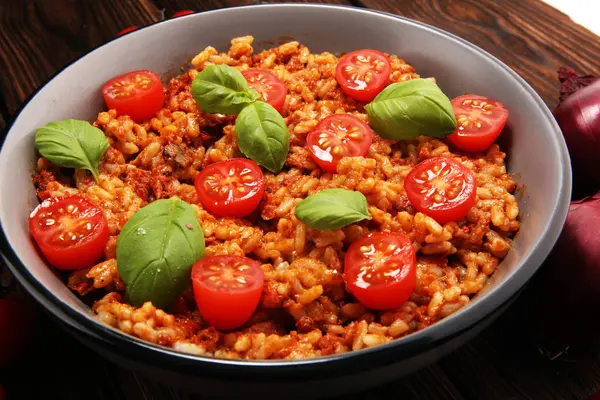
[
  {"x1": 365, "y1": 78, "x2": 457, "y2": 140},
  {"x1": 116, "y1": 197, "x2": 205, "y2": 309},
  {"x1": 235, "y1": 101, "x2": 290, "y2": 173},
  {"x1": 35, "y1": 119, "x2": 110, "y2": 182},
  {"x1": 295, "y1": 188, "x2": 372, "y2": 230},
  {"x1": 191, "y1": 64, "x2": 290, "y2": 172},
  {"x1": 191, "y1": 64, "x2": 260, "y2": 114}
]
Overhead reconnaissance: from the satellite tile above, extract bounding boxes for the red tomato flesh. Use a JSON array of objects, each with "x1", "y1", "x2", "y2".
[
  {"x1": 28, "y1": 196, "x2": 109, "y2": 270},
  {"x1": 447, "y1": 95, "x2": 509, "y2": 152},
  {"x1": 335, "y1": 49, "x2": 391, "y2": 102},
  {"x1": 242, "y1": 69, "x2": 288, "y2": 112},
  {"x1": 344, "y1": 232, "x2": 417, "y2": 310},
  {"x1": 306, "y1": 114, "x2": 374, "y2": 173},
  {"x1": 191, "y1": 255, "x2": 264, "y2": 331},
  {"x1": 117, "y1": 26, "x2": 139, "y2": 36},
  {"x1": 172, "y1": 10, "x2": 194, "y2": 18},
  {"x1": 194, "y1": 158, "x2": 265, "y2": 218},
  {"x1": 404, "y1": 157, "x2": 477, "y2": 224},
  {"x1": 102, "y1": 70, "x2": 165, "y2": 123}
]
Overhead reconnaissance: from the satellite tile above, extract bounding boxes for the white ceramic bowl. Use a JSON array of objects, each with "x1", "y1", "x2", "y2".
[{"x1": 0, "y1": 4, "x2": 571, "y2": 399}]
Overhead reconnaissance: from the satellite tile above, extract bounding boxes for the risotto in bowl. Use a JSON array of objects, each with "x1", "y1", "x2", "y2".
[{"x1": 0, "y1": 4, "x2": 570, "y2": 398}]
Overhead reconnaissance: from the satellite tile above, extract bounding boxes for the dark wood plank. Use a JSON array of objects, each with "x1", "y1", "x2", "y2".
[
  {"x1": 0, "y1": 0, "x2": 160, "y2": 116},
  {"x1": 358, "y1": 0, "x2": 600, "y2": 107},
  {"x1": 439, "y1": 309, "x2": 600, "y2": 400},
  {"x1": 0, "y1": 78, "x2": 8, "y2": 133},
  {"x1": 2, "y1": 303, "x2": 123, "y2": 400},
  {"x1": 343, "y1": 364, "x2": 467, "y2": 400},
  {"x1": 151, "y1": 0, "x2": 354, "y2": 17},
  {"x1": 124, "y1": 367, "x2": 467, "y2": 400},
  {"x1": 0, "y1": 0, "x2": 353, "y2": 117}
]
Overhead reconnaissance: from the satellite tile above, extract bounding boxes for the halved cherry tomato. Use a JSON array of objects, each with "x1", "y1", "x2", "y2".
[
  {"x1": 404, "y1": 157, "x2": 477, "y2": 224},
  {"x1": 242, "y1": 69, "x2": 288, "y2": 112},
  {"x1": 306, "y1": 114, "x2": 374, "y2": 173},
  {"x1": 335, "y1": 49, "x2": 391, "y2": 102},
  {"x1": 194, "y1": 158, "x2": 265, "y2": 218},
  {"x1": 447, "y1": 95, "x2": 509, "y2": 152},
  {"x1": 191, "y1": 255, "x2": 264, "y2": 331},
  {"x1": 28, "y1": 196, "x2": 109, "y2": 270},
  {"x1": 344, "y1": 232, "x2": 417, "y2": 310},
  {"x1": 117, "y1": 26, "x2": 139, "y2": 36},
  {"x1": 172, "y1": 10, "x2": 194, "y2": 18},
  {"x1": 102, "y1": 70, "x2": 165, "y2": 123},
  {"x1": 0, "y1": 295, "x2": 34, "y2": 366}
]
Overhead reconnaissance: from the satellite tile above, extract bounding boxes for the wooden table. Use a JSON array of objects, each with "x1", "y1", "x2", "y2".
[{"x1": 1, "y1": 1, "x2": 600, "y2": 399}]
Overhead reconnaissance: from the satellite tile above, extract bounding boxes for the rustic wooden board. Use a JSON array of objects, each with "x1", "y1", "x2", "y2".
[
  {"x1": 151, "y1": 0, "x2": 355, "y2": 14},
  {"x1": 0, "y1": 0, "x2": 156, "y2": 115},
  {"x1": 359, "y1": 0, "x2": 600, "y2": 107}
]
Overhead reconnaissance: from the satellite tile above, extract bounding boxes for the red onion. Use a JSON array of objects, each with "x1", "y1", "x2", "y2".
[
  {"x1": 554, "y1": 75, "x2": 600, "y2": 199},
  {"x1": 524, "y1": 193, "x2": 600, "y2": 357},
  {"x1": 557, "y1": 66, "x2": 598, "y2": 103}
]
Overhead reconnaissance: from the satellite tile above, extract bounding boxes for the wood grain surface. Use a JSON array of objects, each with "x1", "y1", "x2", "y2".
[
  {"x1": 360, "y1": 0, "x2": 600, "y2": 107},
  {"x1": 1, "y1": 1, "x2": 600, "y2": 399}
]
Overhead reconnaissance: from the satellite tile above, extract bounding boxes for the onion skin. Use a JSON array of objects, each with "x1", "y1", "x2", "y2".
[
  {"x1": 558, "y1": 66, "x2": 598, "y2": 103},
  {"x1": 554, "y1": 80, "x2": 600, "y2": 199},
  {"x1": 524, "y1": 193, "x2": 600, "y2": 354}
]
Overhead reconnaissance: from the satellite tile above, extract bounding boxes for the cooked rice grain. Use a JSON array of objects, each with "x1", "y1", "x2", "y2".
[{"x1": 32, "y1": 36, "x2": 520, "y2": 360}]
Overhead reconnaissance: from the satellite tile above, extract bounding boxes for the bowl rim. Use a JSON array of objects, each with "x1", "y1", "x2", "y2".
[{"x1": 0, "y1": 3, "x2": 571, "y2": 375}]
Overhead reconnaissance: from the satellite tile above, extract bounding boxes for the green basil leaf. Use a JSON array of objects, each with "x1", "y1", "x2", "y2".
[
  {"x1": 365, "y1": 78, "x2": 457, "y2": 140},
  {"x1": 191, "y1": 64, "x2": 257, "y2": 114},
  {"x1": 35, "y1": 119, "x2": 110, "y2": 182},
  {"x1": 294, "y1": 188, "x2": 372, "y2": 230},
  {"x1": 116, "y1": 197, "x2": 205, "y2": 309},
  {"x1": 235, "y1": 101, "x2": 290, "y2": 173},
  {"x1": 248, "y1": 88, "x2": 261, "y2": 101}
]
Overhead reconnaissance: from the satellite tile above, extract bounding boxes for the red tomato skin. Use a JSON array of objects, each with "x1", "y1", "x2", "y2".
[
  {"x1": 194, "y1": 159, "x2": 265, "y2": 218},
  {"x1": 102, "y1": 70, "x2": 165, "y2": 123},
  {"x1": 447, "y1": 95, "x2": 509, "y2": 152},
  {"x1": 242, "y1": 69, "x2": 287, "y2": 112},
  {"x1": 346, "y1": 273, "x2": 416, "y2": 311},
  {"x1": 306, "y1": 114, "x2": 374, "y2": 173},
  {"x1": 0, "y1": 295, "x2": 34, "y2": 367},
  {"x1": 28, "y1": 196, "x2": 109, "y2": 270},
  {"x1": 117, "y1": 26, "x2": 139, "y2": 36},
  {"x1": 193, "y1": 283, "x2": 262, "y2": 331},
  {"x1": 404, "y1": 157, "x2": 477, "y2": 224},
  {"x1": 344, "y1": 233, "x2": 417, "y2": 310},
  {"x1": 335, "y1": 49, "x2": 391, "y2": 102},
  {"x1": 172, "y1": 10, "x2": 194, "y2": 18},
  {"x1": 191, "y1": 256, "x2": 264, "y2": 331}
]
